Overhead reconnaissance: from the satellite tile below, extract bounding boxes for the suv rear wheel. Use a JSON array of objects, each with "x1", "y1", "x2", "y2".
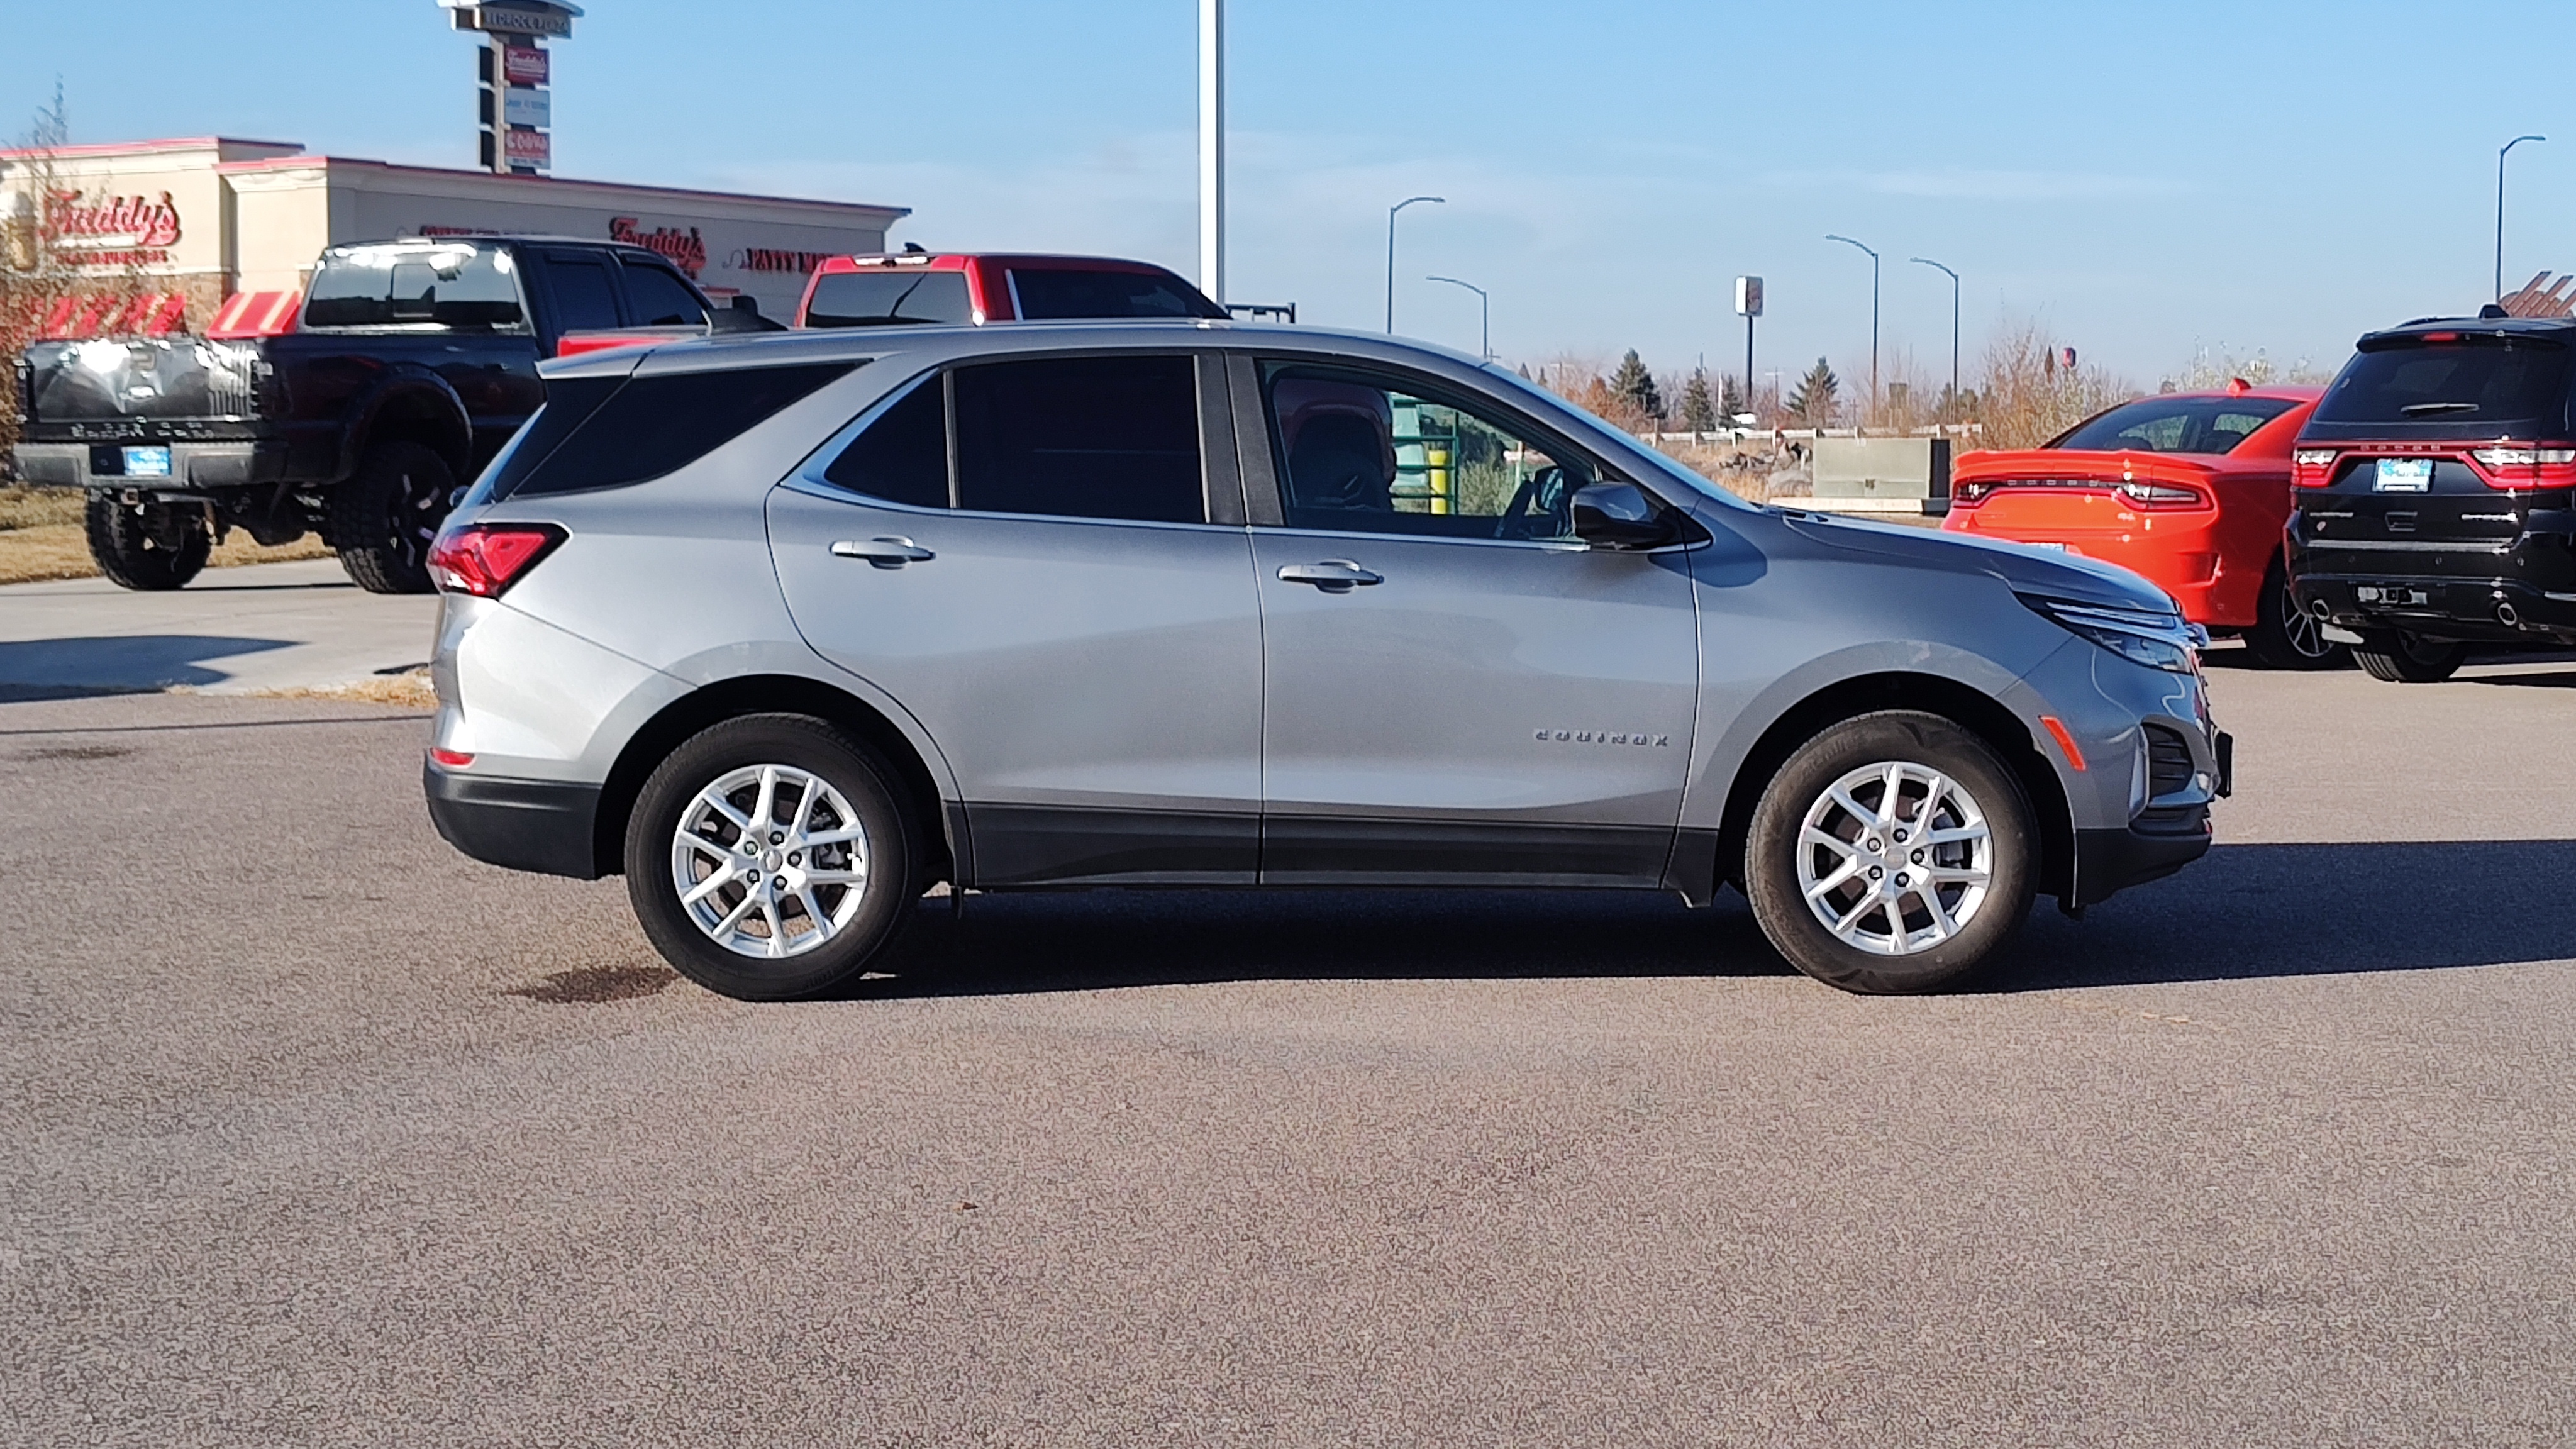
[
  {"x1": 1743, "y1": 711, "x2": 2037, "y2": 994},
  {"x1": 2352, "y1": 631, "x2": 2467, "y2": 684},
  {"x1": 330, "y1": 441, "x2": 452, "y2": 594},
  {"x1": 625, "y1": 714, "x2": 921, "y2": 1001},
  {"x1": 2245, "y1": 564, "x2": 2346, "y2": 670},
  {"x1": 85, "y1": 492, "x2": 209, "y2": 591}
]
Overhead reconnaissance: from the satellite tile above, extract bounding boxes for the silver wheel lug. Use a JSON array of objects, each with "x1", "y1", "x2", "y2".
[
  {"x1": 1868, "y1": 866, "x2": 1883, "y2": 880},
  {"x1": 1912, "y1": 850, "x2": 1924, "y2": 864},
  {"x1": 788, "y1": 851, "x2": 801, "y2": 866},
  {"x1": 1894, "y1": 872, "x2": 1908, "y2": 888},
  {"x1": 1865, "y1": 838, "x2": 1880, "y2": 852},
  {"x1": 769, "y1": 831, "x2": 785, "y2": 845},
  {"x1": 772, "y1": 875, "x2": 787, "y2": 890}
]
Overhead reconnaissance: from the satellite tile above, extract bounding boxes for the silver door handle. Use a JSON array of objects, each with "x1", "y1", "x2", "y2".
[
  {"x1": 831, "y1": 536, "x2": 935, "y2": 568},
  {"x1": 1277, "y1": 560, "x2": 1383, "y2": 592}
]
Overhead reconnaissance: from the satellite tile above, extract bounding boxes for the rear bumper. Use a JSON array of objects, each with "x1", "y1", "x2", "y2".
[
  {"x1": 11, "y1": 440, "x2": 287, "y2": 492},
  {"x1": 2290, "y1": 569, "x2": 2576, "y2": 644},
  {"x1": 1946, "y1": 510, "x2": 2248, "y2": 626},
  {"x1": 423, "y1": 762, "x2": 602, "y2": 879}
]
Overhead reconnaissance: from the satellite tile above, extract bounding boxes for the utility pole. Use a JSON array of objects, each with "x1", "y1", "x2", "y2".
[
  {"x1": 1199, "y1": 0, "x2": 1224, "y2": 305},
  {"x1": 2498, "y1": 134, "x2": 2544, "y2": 303},
  {"x1": 1825, "y1": 234, "x2": 1880, "y2": 411},
  {"x1": 1911, "y1": 257, "x2": 1959, "y2": 416},
  {"x1": 1386, "y1": 196, "x2": 1443, "y2": 333},
  {"x1": 1426, "y1": 275, "x2": 1489, "y2": 358}
]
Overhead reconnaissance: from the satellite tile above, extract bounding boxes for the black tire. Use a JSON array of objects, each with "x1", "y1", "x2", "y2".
[
  {"x1": 2244, "y1": 565, "x2": 2347, "y2": 670},
  {"x1": 625, "y1": 714, "x2": 921, "y2": 1001},
  {"x1": 1743, "y1": 711, "x2": 2038, "y2": 994},
  {"x1": 2353, "y1": 632, "x2": 2467, "y2": 683},
  {"x1": 84, "y1": 492, "x2": 210, "y2": 591},
  {"x1": 328, "y1": 441, "x2": 453, "y2": 594}
]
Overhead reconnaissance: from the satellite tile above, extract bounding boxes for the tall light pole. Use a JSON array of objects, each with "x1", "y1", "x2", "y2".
[
  {"x1": 1911, "y1": 256, "x2": 1960, "y2": 417},
  {"x1": 1425, "y1": 274, "x2": 1489, "y2": 358},
  {"x1": 1825, "y1": 233, "x2": 1880, "y2": 411},
  {"x1": 2497, "y1": 133, "x2": 2545, "y2": 303},
  {"x1": 1198, "y1": 0, "x2": 1224, "y2": 304},
  {"x1": 1386, "y1": 196, "x2": 1443, "y2": 333}
]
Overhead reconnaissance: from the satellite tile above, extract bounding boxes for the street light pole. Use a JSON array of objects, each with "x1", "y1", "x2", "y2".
[
  {"x1": 1386, "y1": 196, "x2": 1444, "y2": 333},
  {"x1": 1911, "y1": 256, "x2": 1960, "y2": 416},
  {"x1": 1826, "y1": 234, "x2": 1880, "y2": 411},
  {"x1": 2498, "y1": 134, "x2": 2545, "y2": 303},
  {"x1": 1425, "y1": 275, "x2": 1489, "y2": 358},
  {"x1": 1198, "y1": 0, "x2": 1224, "y2": 304}
]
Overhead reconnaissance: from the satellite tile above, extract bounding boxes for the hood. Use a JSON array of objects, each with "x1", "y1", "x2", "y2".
[{"x1": 1777, "y1": 507, "x2": 2175, "y2": 613}]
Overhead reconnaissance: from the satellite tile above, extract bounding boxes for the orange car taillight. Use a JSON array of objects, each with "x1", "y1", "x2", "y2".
[
  {"x1": 2468, "y1": 445, "x2": 2576, "y2": 489},
  {"x1": 2116, "y1": 479, "x2": 2209, "y2": 509},
  {"x1": 1952, "y1": 481, "x2": 1990, "y2": 506},
  {"x1": 2292, "y1": 448, "x2": 2337, "y2": 487}
]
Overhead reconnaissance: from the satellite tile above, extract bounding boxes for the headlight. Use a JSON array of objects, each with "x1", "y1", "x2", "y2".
[{"x1": 2020, "y1": 594, "x2": 2199, "y2": 673}]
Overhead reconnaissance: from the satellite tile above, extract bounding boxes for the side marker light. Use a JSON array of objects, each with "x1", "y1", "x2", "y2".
[{"x1": 2039, "y1": 716, "x2": 2087, "y2": 772}]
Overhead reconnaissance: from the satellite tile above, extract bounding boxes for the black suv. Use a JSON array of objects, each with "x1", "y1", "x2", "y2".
[{"x1": 2288, "y1": 312, "x2": 2576, "y2": 680}]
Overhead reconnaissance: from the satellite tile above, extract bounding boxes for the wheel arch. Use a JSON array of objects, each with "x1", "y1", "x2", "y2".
[
  {"x1": 1711, "y1": 671, "x2": 2075, "y2": 902},
  {"x1": 591, "y1": 674, "x2": 957, "y2": 884},
  {"x1": 339, "y1": 375, "x2": 474, "y2": 482}
]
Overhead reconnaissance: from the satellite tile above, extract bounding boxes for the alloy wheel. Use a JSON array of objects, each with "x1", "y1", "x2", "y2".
[
  {"x1": 1794, "y1": 760, "x2": 1994, "y2": 956},
  {"x1": 2280, "y1": 580, "x2": 2334, "y2": 659},
  {"x1": 669, "y1": 763, "x2": 870, "y2": 958}
]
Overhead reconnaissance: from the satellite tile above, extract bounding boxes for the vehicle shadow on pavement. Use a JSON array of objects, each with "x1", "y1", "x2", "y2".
[
  {"x1": 854, "y1": 839, "x2": 2576, "y2": 999},
  {"x1": 860, "y1": 886, "x2": 1795, "y2": 999},
  {"x1": 0, "y1": 635, "x2": 294, "y2": 701},
  {"x1": 1995, "y1": 839, "x2": 2576, "y2": 989}
]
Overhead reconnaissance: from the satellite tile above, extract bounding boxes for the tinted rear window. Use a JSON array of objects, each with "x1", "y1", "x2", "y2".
[
  {"x1": 821, "y1": 378, "x2": 948, "y2": 508},
  {"x1": 623, "y1": 263, "x2": 709, "y2": 326},
  {"x1": 497, "y1": 362, "x2": 856, "y2": 498},
  {"x1": 804, "y1": 271, "x2": 973, "y2": 328},
  {"x1": 952, "y1": 355, "x2": 1202, "y2": 523},
  {"x1": 304, "y1": 243, "x2": 526, "y2": 330},
  {"x1": 2053, "y1": 396, "x2": 2297, "y2": 455},
  {"x1": 2314, "y1": 338, "x2": 2573, "y2": 427},
  {"x1": 1008, "y1": 268, "x2": 1224, "y2": 320}
]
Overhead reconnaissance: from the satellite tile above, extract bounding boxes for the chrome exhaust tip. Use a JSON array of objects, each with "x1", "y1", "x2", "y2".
[{"x1": 2497, "y1": 602, "x2": 2521, "y2": 628}]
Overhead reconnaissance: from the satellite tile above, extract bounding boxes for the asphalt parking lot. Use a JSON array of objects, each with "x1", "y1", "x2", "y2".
[{"x1": 3, "y1": 606, "x2": 2573, "y2": 1445}]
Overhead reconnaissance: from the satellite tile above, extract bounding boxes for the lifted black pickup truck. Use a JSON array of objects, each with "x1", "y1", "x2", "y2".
[{"x1": 11, "y1": 235, "x2": 739, "y2": 592}]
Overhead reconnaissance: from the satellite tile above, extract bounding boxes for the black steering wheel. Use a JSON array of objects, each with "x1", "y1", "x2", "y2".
[{"x1": 1492, "y1": 464, "x2": 1578, "y2": 541}]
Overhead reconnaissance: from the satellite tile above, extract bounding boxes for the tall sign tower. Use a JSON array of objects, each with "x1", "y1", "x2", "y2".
[{"x1": 439, "y1": 1, "x2": 582, "y2": 175}]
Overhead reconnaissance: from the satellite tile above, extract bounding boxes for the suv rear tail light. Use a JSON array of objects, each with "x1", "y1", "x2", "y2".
[
  {"x1": 2468, "y1": 445, "x2": 2576, "y2": 489},
  {"x1": 428, "y1": 523, "x2": 565, "y2": 597},
  {"x1": 2292, "y1": 448, "x2": 2336, "y2": 487}
]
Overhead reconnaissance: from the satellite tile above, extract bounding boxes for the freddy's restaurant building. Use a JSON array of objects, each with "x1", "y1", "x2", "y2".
[{"x1": 1, "y1": 136, "x2": 908, "y2": 337}]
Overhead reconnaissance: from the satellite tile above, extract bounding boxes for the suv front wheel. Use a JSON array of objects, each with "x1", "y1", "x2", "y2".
[
  {"x1": 625, "y1": 714, "x2": 922, "y2": 1000},
  {"x1": 1744, "y1": 711, "x2": 2038, "y2": 994}
]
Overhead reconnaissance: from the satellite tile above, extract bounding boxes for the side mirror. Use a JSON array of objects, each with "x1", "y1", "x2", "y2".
[{"x1": 1570, "y1": 481, "x2": 1672, "y2": 550}]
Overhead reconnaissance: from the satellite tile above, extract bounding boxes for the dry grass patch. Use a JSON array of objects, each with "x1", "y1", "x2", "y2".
[
  {"x1": 236, "y1": 670, "x2": 438, "y2": 709},
  {"x1": 0, "y1": 489, "x2": 336, "y2": 586}
]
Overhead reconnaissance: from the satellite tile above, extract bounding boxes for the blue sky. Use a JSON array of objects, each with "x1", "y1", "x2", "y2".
[{"x1": 8, "y1": 1, "x2": 2575, "y2": 387}]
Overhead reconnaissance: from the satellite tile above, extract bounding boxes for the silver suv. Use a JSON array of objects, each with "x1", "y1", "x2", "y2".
[{"x1": 422, "y1": 322, "x2": 2227, "y2": 998}]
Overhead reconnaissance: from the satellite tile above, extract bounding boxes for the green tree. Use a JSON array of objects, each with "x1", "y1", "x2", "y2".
[
  {"x1": 1610, "y1": 349, "x2": 1663, "y2": 423},
  {"x1": 1787, "y1": 357, "x2": 1840, "y2": 426},
  {"x1": 1677, "y1": 368, "x2": 1717, "y2": 431},
  {"x1": 1717, "y1": 374, "x2": 1748, "y2": 425}
]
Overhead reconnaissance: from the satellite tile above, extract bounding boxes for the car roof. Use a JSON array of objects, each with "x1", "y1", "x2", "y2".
[
  {"x1": 814, "y1": 252, "x2": 1188, "y2": 275},
  {"x1": 2360, "y1": 313, "x2": 2576, "y2": 345},
  {"x1": 2137, "y1": 384, "x2": 2323, "y2": 404}
]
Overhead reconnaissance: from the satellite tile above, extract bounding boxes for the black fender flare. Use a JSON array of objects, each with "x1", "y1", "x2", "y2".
[{"x1": 335, "y1": 369, "x2": 474, "y2": 483}]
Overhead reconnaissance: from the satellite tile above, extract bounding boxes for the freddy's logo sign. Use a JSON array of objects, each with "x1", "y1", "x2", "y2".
[
  {"x1": 608, "y1": 216, "x2": 706, "y2": 277},
  {"x1": 49, "y1": 189, "x2": 182, "y2": 247}
]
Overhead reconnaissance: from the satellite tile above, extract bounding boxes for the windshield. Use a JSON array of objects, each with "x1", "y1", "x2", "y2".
[
  {"x1": 2052, "y1": 396, "x2": 2297, "y2": 455},
  {"x1": 1008, "y1": 267, "x2": 1225, "y2": 320},
  {"x1": 803, "y1": 271, "x2": 974, "y2": 328},
  {"x1": 303, "y1": 243, "x2": 526, "y2": 331},
  {"x1": 2313, "y1": 337, "x2": 2572, "y2": 428}
]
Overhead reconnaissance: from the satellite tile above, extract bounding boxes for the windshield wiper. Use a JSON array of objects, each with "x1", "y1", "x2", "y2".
[{"x1": 2399, "y1": 401, "x2": 2480, "y2": 415}]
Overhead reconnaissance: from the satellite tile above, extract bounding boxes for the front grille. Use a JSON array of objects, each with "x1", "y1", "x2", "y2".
[{"x1": 2145, "y1": 724, "x2": 2194, "y2": 798}]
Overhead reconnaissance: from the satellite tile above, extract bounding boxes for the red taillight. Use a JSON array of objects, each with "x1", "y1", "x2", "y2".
[
  {"x1": 430, "y1": 747, "x2": 474, "y2": 768},
  {"x1": 1952, "y1": 481, "x2": 1990, "y2": 506},
  {"x1": 428, "y1": 523, "x2": 565, "y2": 598},
  {"x1": 2292, "y1": 448, "x2": 2336, "y2": 487},
  {"x1": 2467, "y1": 445, "x2": 2576, "y2": 489},
  {"x1": 2117, "y1": 479, "x2": 2209, "y2": 509}
]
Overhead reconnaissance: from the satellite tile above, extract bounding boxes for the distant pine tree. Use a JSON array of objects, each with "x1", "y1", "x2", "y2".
[
  {"x1": 1610, "y1": 349, "x2": 1663, "y2": 422},
  {"x1": 1717, "y1": 374, "x2": 1748, "y2": 425},
  {"x1": 1787, "y1": 357, "x2": 1840, "y2": 426},
  {"x1": 1677, "y1": 369, "x2": 1718, "y2": 431}
]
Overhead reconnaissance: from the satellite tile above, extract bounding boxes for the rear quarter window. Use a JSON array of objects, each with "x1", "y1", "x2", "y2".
[
  {"x1": 1008, "y1": 268, "x2": 1224, "y2": 320},
  {"x1": 496, "y1": 362, "x2": 857, "y2": 498}
]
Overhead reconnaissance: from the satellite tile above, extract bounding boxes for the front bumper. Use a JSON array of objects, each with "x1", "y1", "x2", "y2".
[
  {"x1": 11, "y1": 439, "x2": 287, "y2": 492},
  {"x1": 2072, "y1": 820, "x2": 2211, "y2": 906},
  {"x1": 423, "y1": 761, "x2": 602, "y2": 879}
]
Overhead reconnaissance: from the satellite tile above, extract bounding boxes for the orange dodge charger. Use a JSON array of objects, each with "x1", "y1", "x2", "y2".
[{"x1": 1943, "y1": 382, "x2": 2338, "y2": 669}]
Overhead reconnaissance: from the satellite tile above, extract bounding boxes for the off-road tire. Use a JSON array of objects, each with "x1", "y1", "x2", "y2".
[
  {"x1": 2353, "y1": 633, "x2": 2468, "y2": 684},
  {"x1": 84, "y1": 492, "x2": 209, "y2": 591},
  {"x1": 1743, "y1": 710, "x2": 2038, "y2": 994},
  {"x1": 2244, "y1": 564, "x2": 2346, "y2": 670},
  {"x1": 625, "y1": 714, "x2": 922, "y2": 1001},
  {"x1": 329, "y1": 441, "x2": 453, "y2": 594}
]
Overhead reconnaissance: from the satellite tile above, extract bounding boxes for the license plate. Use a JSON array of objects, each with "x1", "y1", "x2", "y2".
[
  {"x1": 121, "y1": 445, "x2": 172, "y2": 478},
  {"x1": 2374, "y1": 458, "x2": 2432, "y2": 492},
  {"x1": 2023, "y1": 541, "x2": 2075, "y2": 553}
]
